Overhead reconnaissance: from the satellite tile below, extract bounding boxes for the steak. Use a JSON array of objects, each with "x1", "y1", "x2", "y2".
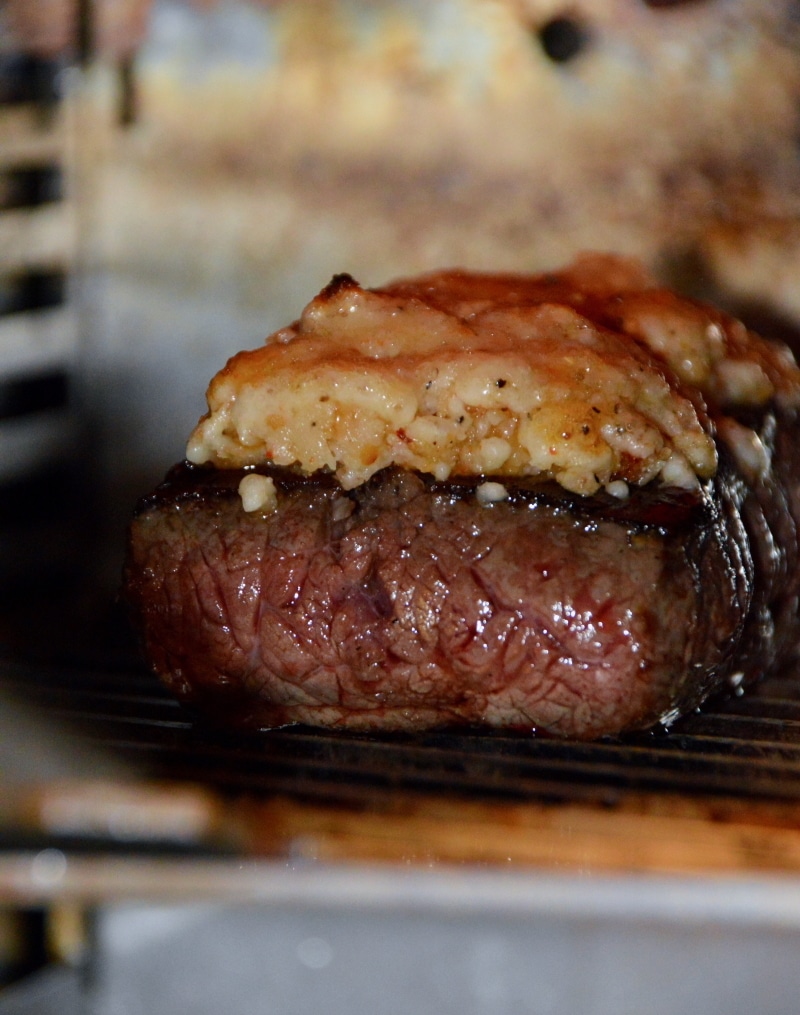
[
  {"x1": 122, "y1": 257, "x2": 800, "y2": 739},
  {"x1": 123, "y1": 418, "x2": 800, "y2": 739}
]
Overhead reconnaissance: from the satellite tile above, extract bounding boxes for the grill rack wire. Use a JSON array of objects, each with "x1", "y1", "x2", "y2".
[{"x1": 4, "y1": 643, "x2": 800, "y2": 809}]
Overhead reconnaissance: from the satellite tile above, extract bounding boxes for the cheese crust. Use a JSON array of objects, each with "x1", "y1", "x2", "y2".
[{"x1": 187, "y1": 254, "x2": 799, "y2": 496}]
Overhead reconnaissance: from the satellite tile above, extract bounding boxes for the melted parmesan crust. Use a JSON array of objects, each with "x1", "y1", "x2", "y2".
[{"x1": 187, "y1": 254, "x2": 800, "y2": 495}]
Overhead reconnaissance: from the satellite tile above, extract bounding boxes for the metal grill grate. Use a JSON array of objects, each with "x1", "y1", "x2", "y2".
[{"x1": 5, "y1": 647, "x2": 800, "y2": 807}]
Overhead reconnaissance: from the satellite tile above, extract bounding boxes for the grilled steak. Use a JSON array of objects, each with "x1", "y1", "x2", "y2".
[
  {"x1": 124, "y1": 422, "x2": 798, "y2": 739},
  {"x1": 123, "y1": 256, "x2": 800, "y2": 738}
]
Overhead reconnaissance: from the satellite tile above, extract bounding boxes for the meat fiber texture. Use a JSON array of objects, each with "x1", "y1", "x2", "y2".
[{"x1": 124, "y1": 259, "x2": 800, "y2": 739}]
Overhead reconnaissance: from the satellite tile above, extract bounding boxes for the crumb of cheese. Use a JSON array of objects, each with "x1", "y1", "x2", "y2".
[
  {"x1": 187, "y1": 256, "x2": 800, "y2": 495},
  {"x1": 476, "y1": 481, "x2": 509, "y2": 505},
  {"x1": 238, "y1": 473, "x2": 278, "y2": 513},
  {"x1": 606, "y1": 480, "x2": 630, "y2": 500}
]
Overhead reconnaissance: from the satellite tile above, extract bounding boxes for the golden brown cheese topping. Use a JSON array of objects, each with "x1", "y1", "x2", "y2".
[{"x1": 186, "y1": 254, "x2": 800, "y2": 496}]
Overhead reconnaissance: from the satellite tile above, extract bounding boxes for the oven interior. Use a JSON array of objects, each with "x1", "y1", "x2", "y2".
[{"x1": 4, "y1": 2, "x2": 800, "y2": 1012}]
